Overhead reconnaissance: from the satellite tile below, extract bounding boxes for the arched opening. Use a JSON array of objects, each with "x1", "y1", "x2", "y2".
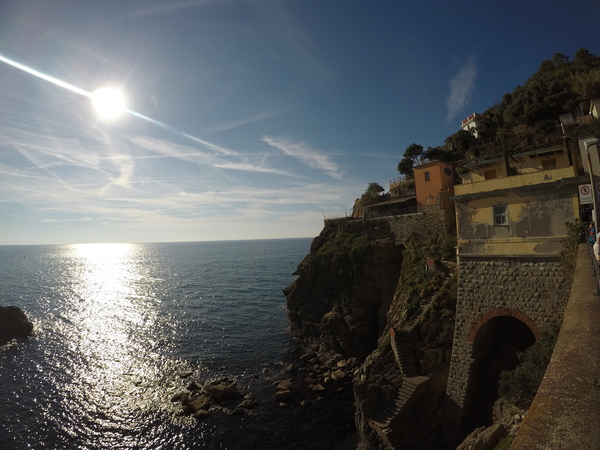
[{"x1": 460, "y1": 316, "x2": 536, "y2": 435}]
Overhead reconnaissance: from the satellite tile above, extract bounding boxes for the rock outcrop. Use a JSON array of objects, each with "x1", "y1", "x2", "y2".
[
  {"x1": 0, "y1": 305, "x2": 33, "y2": 345},
  {"x1": 284, "y1": 220, "x2": 403, "y2": 361},
  {"x1": 284, "y1": 218, "x2": 458, "y2": 450}
]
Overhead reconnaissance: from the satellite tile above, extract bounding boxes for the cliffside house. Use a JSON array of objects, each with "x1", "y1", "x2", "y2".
[
  {"x1": 413, "y1": 161, "x2": 454, "y2": 209},
  {"x1": 355, "y1": 161, "x2": 454, "y2": 219},
  {"x1": 460, "y1": 113, "x2": 489, "y2": 139},
  {"x1": 452, "y1": 142, "x2": 585, "y2": 258}
]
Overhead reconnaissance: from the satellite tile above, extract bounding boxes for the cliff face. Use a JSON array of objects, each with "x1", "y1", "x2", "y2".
[
  {"x1": 284, "y1": 218, "x2": 457, "y2": 450},
  {"x1": 284, "y1": 220, "x2": 403, "y2": 361}
]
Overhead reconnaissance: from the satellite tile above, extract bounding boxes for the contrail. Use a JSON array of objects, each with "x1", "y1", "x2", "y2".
[
  {"x1": 0, "y1": 53, "x2": 229, "y2": 153},
  {"x1": 0, "y1": 53, "x2": 91, "y2": 98}
]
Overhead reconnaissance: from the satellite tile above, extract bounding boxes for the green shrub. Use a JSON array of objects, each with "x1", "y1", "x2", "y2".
[
  {"x1": 440, "y1": 235, "x2": 457, "y2": 261},
  {"x1": 378, "y1": 334, "x2": 391, "y2": 354},
  {"x1": 560, "y1": 219, "x2": 585, "y2": 284},
  {"x1": 398, "y1": 235, "x2": 447, "y2": 323},
  {"x1": 493, "y1": 436, "x2": 514, "y2": 450},
  {"x1": 498, "y1": 323, "x2": 560, "y2": 408}
]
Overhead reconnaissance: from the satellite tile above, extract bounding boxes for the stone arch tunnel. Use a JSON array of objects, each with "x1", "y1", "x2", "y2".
[
  {"x1": 445, "y1": 256, "x2": 570, "y2": 437},
  {"x1": 460, "y1": 314, "x2": 537, "y2": 433}
]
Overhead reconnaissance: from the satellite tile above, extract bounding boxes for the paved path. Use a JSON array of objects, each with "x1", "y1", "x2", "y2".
[{"x1": 511, "y1": 244, "x2": 600, "y2": 449}]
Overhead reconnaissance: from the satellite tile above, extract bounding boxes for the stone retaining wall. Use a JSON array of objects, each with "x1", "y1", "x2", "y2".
[
  {"x1": 446, "y1": 256, "x2": 570, "y2": 409},
  {"x1": 325, "y1": 203, "x2": 452, "y2": 244}
]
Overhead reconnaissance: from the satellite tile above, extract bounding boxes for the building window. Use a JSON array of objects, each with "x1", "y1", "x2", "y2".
[
  {"x1": 424, "y1": 171, "x2": 430, "y2": 182},
  {"x1": 494, "y1": 205, "x2": 508, "y2": 226},
  {"x1": 542, "y1": 159, "x2": 556, "y2": 170},
  {"x1": 484, "y1": 169, "x2": 497, "y2": 180}
]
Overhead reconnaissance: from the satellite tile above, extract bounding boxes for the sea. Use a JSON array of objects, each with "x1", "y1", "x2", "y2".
[{"x1": 0, "y1": 239, "x2": 356, "y2": 450}]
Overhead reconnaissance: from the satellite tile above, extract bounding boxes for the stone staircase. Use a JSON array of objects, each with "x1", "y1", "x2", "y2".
[
  {"x1": 367, "y1": 274, "x2": 454, "y2": 448},
  {"x1": 390, "y1": 330, "x2": 419, "y2": 377},
  {"x1": 367, "y1": 375, "x2": 429, "y2": 447}
]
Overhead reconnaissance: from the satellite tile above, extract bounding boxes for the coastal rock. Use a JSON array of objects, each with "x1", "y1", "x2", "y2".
[
  {"x1": 275, "y1": 390, "x2": 292, "y2": 402},
  {"x1": 187, "y1": 381, "x2": 201, "y2": 391},
  {"x1": 0, "y1": 305, "x2": 33, "y2": 345},
  {"x1": 205, "y1": 379, "x2": 238, "y2": 399},
  {"x1": 276, "y1": 379, "x2": 293, "y2": 391},
  {"x1": 231, "y1": 407, "x2": 245, "y2": 416},
  {"x1": 238, "y1": 396, "x2": 258, "y2": 409},
  {"x1": 300, "y1": 351, "x2": 317, "y2": 362},
  {"x1": 187, "y1": 395, "x2": 211, "y2": 413},
  {"x1": 283, "y1": 364, "x2": 297, "y2": 373},
  {"x1": 171, "y1": 392, "x2": 187, "y2": 403},
  {"x1": 456, "y1": 423, "x2": 506, "y2": 450},
  {"x1": 193, "y1": 409, "x2": 209, "y2": 420}
]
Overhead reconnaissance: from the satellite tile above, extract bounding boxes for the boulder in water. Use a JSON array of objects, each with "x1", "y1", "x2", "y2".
[{"x1": 0, "y1": 305, "x2": 33, "y2": 345}]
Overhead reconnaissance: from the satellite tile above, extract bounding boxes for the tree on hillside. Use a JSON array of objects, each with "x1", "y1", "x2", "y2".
[
  {"x1": 498, "y1": 49, "x2": 600, "y2": 126},
  {"x1": 424, "y1": 145, "x2": 457, "y2": 163},
  {"x1": 445, "y1": 130, "x2": 476, "y2": 156},
  {"x1": 360, "y1": 182, "x2": 385, "y2": 206},
  {"x1": 397, "y1": 143, "x2": 424, "y2": 176}
]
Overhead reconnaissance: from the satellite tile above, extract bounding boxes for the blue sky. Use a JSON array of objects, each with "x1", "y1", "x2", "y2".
[{"x1": 1, "y1": 0, "x2": 599, "y2": 244}]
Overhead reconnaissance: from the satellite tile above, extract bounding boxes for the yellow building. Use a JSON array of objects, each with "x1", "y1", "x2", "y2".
[{"x1": 452, "y1": 144, "x2": 585, "y2": 257}]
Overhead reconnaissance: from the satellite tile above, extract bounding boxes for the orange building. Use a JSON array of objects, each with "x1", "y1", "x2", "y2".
[{"x1": 413, "y1": 161, "x2": 454, "y2": 207}]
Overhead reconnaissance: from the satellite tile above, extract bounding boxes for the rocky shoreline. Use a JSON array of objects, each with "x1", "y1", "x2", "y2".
[{"x1": 169, "y1": 350, "x2": 358, "y2": 429}]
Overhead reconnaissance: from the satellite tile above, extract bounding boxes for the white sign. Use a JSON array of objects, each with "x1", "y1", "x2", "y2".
[{"x1": 579, "y1": 184, "x2": 593, "y2": 204}]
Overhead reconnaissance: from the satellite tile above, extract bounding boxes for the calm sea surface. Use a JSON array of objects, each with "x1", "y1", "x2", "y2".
[{"x1": 0, "y1": 238, "x2": 353, "y2": 450}]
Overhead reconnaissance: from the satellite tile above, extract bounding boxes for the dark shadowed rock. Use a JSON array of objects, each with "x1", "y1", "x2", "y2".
[
  {"x1": 276, "y1": 379, "x2": 293, "y2": 391},
  {"x1": 187, "y1": 381, "x2": 201, "y2": 391},
  {"x1": 239, "y1": 396, "x2": 258, "y2": 409},
  {"x1": 275, "y1": 390, "x2": 292, "y2": 402},
  {"x1": 193, "y1": 409, "x2": 209, "y2": 420},
  {"x1": 187, "y1": 395, "x2": 211, "y2": 413},
  {"x1": 0, "y1": 306, "x2": 33, "y2": 345}
]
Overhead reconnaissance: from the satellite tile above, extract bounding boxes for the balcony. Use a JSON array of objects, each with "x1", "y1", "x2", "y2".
[{"x1": 454, "y1": 166, "x2": 577, "y2": 197}]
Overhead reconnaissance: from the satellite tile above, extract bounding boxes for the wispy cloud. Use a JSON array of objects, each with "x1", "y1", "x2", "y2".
[
  {"x1": 212, "y1": 162, "x2": 297, "y2": 177},
  {"x1": 446, "y1": 57, "x2": 477, "y2": 123},
  {"x1": 125, "y1": 0, "x2": 217, "y2": 18},
  {"x1": 262, "y1": 136, "x2": 344, "y2": 179}
]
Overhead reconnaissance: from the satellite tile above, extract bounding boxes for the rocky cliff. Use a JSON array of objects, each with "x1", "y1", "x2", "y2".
[{"x1": 284, "y1": 218, "x2": 457, "y2": 450}]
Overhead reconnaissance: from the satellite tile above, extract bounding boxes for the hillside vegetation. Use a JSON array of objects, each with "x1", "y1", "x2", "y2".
[{"x1": 397, "y1": 49, "x2": 600, "y2": 175}]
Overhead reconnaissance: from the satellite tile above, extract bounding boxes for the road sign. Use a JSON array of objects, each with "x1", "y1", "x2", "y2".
[{"x1": 579, "y1": 184, "x2": 593, "y2": 204}]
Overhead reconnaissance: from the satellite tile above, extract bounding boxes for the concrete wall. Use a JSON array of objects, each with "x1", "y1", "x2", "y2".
[
  {"x1": 455, "y1": 184, "x2": 579, "y2": 256},
  {"x1": 510, "y1": 245, "x2": 600, "y2": 449}
]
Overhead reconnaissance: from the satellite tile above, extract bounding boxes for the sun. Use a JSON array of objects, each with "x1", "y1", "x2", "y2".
[{"x1": 91, "y1": 87, "x2": 126, "y2": 120}]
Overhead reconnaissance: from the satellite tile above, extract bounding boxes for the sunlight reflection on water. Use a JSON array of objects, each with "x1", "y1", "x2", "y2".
[{"x1": 45, "y1": 243, "x2": 194, "y2": 447}]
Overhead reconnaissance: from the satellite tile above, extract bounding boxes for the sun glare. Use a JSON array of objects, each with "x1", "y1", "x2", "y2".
[{"x1": 91, "y1": 87, "x2": 126, "y2": 120}]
